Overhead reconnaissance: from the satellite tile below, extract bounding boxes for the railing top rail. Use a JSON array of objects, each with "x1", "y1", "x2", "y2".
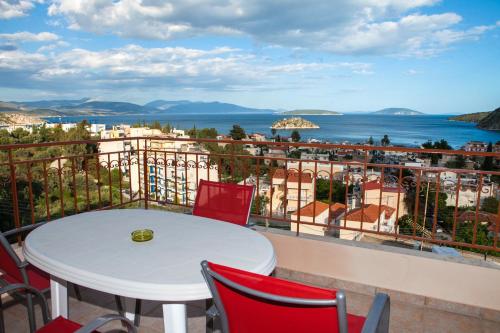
[{"x1": 0, "y1": 136, "x2": 499, "y2": 158}]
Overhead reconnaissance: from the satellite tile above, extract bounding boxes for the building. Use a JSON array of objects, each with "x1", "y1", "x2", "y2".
[
  {"x1": 463, "y1": 141, "x2": 487, "y2": 152},
  {"x1": 249, "y1": 133, "x2": 267, "y2": 142},
  {"x1": 89, "y1": 124, "x2": 106, "y2": 135},
  {"x1": 270, "y1": 169, "x2": 315, "y2": 214},
  {"x1": 264, "y1": 147, "x2": 287, "y2": 166},
  {"x1": 362, "y1": 180, "x2": 407, "y2": 215},
  {"x1": 287, "y1": 161, "x2": 344, "y2": 179},
  {"x1": 301, "y1": 152, "x2": 330, "y2": 161},
  {"x1": 290, "y1": 201, "x2": 331, "y2": 236},
  {"x1": 341, "y1": 204, "x2": 396, "y2": 241},
  {"x1": 61, "y1": 123, "x2": 77, "y2": 131}
]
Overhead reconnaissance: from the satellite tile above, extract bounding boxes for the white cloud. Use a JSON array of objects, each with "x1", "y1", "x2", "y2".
[
  {"x1": 37, "y1": 40, "x2": 69, "y2": 52},
  {"x1": 0, "y1": 31, "x2": 60, "y2": 42},
  {"x1": 0, "y1": 44, "x2": 372, "y2": 93},
  {"x1": 0, "y1": 0, "x2": 42, "y2": 19},
  {"x1": 46, "y1": 0, "x2": 496, "y2": 56}
]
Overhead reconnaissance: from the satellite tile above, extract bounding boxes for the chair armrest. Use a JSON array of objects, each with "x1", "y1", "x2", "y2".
[
  {"x1": 2, "y1": 221, "x2": 47, "y2": 238},
  {"x1": 74, "y1": 314, "x2": 137, "y2": 333},
  {"x1": 0, "y1": 283, "x2": 51, "y2": 325},
  {"x1": 361, "y1": 293, "x2": 390, "y2": 333}
]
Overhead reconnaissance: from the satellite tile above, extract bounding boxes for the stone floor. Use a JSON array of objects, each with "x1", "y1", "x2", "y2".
[{"x1": 2, "y1": 280, "x2": 500, "y2": 333}]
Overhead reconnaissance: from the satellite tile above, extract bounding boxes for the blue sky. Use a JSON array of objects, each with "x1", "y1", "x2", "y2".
[{"x1": 0, "y1": 0, "x2": 499, "y2": 114}]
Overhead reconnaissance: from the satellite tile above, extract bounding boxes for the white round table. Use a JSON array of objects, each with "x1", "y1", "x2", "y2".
[{"x1": 23, "y1": 209, "x2": 276, "y2": 333}]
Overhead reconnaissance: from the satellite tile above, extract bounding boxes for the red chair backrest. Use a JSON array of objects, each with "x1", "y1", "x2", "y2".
[
  {"x1": 0, "y1": 235, "x2": 23, "y2": 283},
  {"x1": 207, "y1": 262, "x2": 361, "y2": 333},
  {"x1": 193, "y1": 180, "x2": 255, "y2": 226}
]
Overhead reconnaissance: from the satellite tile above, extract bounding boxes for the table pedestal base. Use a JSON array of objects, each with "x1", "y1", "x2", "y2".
[
  {"x1": 50, "y1": 276, "x2": 68, "y2": 319},
  {"x1": 162, "y1": 303, "x2": 187, "y2": 333}
]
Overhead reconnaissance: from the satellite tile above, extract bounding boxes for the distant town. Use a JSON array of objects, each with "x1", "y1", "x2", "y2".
[{"x1": 1, "y1": 113, "x2": 498, "y2": 255}]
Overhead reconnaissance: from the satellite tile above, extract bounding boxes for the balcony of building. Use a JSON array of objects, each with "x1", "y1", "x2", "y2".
[{"x1": 1, "y1": 137, "x2": 500, "y2": 332}]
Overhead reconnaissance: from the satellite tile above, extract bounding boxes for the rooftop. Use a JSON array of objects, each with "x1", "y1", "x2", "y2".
[
  {"x1": 345, "y1": 204, "x2": 395, "y2": 223},
  {"x1": 2, "y1": 229, "x2": 500, "y2": 333}
]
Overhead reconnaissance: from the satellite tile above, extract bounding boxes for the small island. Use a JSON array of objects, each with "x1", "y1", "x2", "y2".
[
  {"x1": 271, "y1": 117, "x2": 320, "y2": 129},
  {"x1": 281, "y1": 109, "x2": 342, "y2": 116},
  {"x1": 371, "y1": 108, "x2": 424, "y2": 115}
]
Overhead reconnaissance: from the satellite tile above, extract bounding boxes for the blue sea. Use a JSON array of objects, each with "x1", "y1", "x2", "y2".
[{"x1": 46, "y1": 113, "x2": 500, "y2": 149}]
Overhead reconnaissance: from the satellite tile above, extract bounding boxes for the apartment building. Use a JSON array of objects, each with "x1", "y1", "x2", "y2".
[
  {"x1": 362, "y1": 180, "x2": 407, "y2": 215},
  {"x1": 290, "y1": 201, "x2": 346, "y2": 236},
  {"x1": 340, "y1": 204, "x2": 396, "y2": 241},
  {"x1": 270, "y1": 169, "x2": 315, "y2": 214}
]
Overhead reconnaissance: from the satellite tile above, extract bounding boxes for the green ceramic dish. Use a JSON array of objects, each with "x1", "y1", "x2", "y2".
[{"x1": 131, "y1": 229, "x2": 154, "y2": 242}]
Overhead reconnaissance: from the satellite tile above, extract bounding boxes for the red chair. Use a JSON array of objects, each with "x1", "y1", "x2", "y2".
[
  {"x1": 193, "y1": 180, "x2": 255, "y2": 226},
  {"x1": 0, "y1": 223, "x2": 82, "y2": 333},
  {"x1": 201, "y1": 260, "x2": 390, "y2": 333},
  {"x1": 0, "y1": 283, "x2": 136, "y2": 333}
]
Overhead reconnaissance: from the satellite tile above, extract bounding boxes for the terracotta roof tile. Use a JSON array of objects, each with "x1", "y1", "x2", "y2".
[
  {"x1": 363, "y1": 180, "x2": 405, "y2": 193},
  {"x1": 291, "y1": 201, "x2": 330, "y2": 217},
  {"x1": 272, "y1": 169, "x2": 313, "y2": 183},
  {"x1": 459, "y1": 211, "x2": 497, "y2": 224},
  {"x1": 346, "y1": 204, "x2": 395, "y2": 223}
]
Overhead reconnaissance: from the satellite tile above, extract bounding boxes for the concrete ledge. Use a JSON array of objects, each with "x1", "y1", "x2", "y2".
[{"x1": 257, "y1": 226, "x2": 500, "y2": 314}]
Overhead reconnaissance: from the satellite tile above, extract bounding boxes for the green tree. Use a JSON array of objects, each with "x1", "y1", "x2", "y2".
[
  {"x1": 422, "y1": 139, "x2": 452, "y2": 165},
  {"x1": 381, "y1": 134, "x2": 390, "y2": 146},
  {"x1": 187, "y1": 125, "x2": 197, "y2": 138},
  {"x1": 288, "y1": 150, "x2": 301, "y2": 159},
  {"x1": 481, "y1": 196, "x2": 498, "y2": 214},
  {"x1": 481, "y1": 142, "x2": 494, "y2": 171},
  {"x1": 367, "y1": 136, "x2": 374, "y2": 145},
  {"x1": 162, "y1": 123, "x2": 172, "y2": 133},
  {"x1": 197, "y1": 128, "x2": 218, "y2": 139},
  {"x1": 316, "y1": 178, "x2": 349, "y2": 203},
  {"x1": 291, "y1": 130, "x2": 301, "y2": 142},
  {"x1": 229, "y1": 125, "x2": 246, "y2": 140},
  {"x1": 271, "y1": 128, "x2": 277, "y2": 138}
]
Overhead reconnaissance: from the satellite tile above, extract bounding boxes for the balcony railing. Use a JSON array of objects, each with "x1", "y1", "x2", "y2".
[{"x1": 1, "y1": 136, "x2": 499, "y2": 255}]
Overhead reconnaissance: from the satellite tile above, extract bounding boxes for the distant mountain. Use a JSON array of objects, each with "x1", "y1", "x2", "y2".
[
  {"x1": 449, "y1": 112, "x2": 490, "y2": 123},
  {"x1": 144, "y1": 100, "x2": 191, "y2": 110},
  {"x1": 161, "y1": 101, "x2": 275, "y2": 114},
  {"x1": 2, "y1": 98, "x2": 276, "y2": 116},
  {"x1": 14, "y1": 98, "x2": 92, "y2": 109},
  {"x1": 371, "y1": 108, "x2": 424, "y2": 115},
  {"x1": 478, "y1": 108, "x2": 500, "y2": 130},
  {"x1": 65, "y1": 101, "x2": 155, "y2": 114},
  {"x1": 0, "y1": 101, "x2": 23, "y2": 112},
  {"x1": 281, "y1": 109, "x2": 342, "y2": 115}
]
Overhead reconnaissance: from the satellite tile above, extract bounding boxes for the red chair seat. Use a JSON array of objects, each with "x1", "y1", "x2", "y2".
[
  {"x1": 2, "y1": 264, "x2": 50, "y2": 291},
  {"x1": 36, "y1": 316, "x2": 83, "y2": 333},
  {"x1": 193, "y1": 180, "x2": 255, "y2": 226},
  {"x1": 208, "y1": 262, "x2": 366, "y2": 333}
]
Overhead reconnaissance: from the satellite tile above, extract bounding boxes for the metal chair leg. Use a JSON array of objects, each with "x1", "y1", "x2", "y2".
[
  {"x1": 73, "y1": 284, "x2": 82, "y2": 301},
  {"x1": 115, "y1": 295, "x2": 125, "y2": 317},
  {"x1": 134, "y1": 299, "x2": 141, "y2": 327},
  {"x1": 206, "y1": 299, "x2": 216, "y2": 333},
  {"x1": 0, "y1": 296, "x2": 5, "y2": 333},
  {"x1": 26, "y1": 293, "x2": 36, "y2": 333}
]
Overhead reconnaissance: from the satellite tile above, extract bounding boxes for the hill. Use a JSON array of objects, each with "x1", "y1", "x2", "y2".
[
  {"x1": 0, "y1": 102, "x2": 24, "y2": 112},
  {"x1": 478, "y1": 108, "x2": 500, "y2": 130},
  {"x1": 64, "y1": 101, "x2": 155, "y2": 114},
  {"x1": 371, "y1": 108, "x2": 423, "y2": 115},
  {"x1": 161, "y1": 101, "x2": 275, "y2": 114},
  {"x1": 4, "y1": 99, "x2": 276, "y2": 116},
  {"x1": 15, "y1": 98, "x2": 92, "y2": 109},
  {"x1": 143, "y1": 100, "x2": 191, "y2": 110},
  {"x1": 448, "y1": 112, "x2": 490, "y2": 123},
  {"x1": 281, "y1": 109, "x2": 342, "y2": 115}
]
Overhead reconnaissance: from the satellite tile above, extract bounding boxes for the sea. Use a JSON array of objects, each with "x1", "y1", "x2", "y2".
[{"x1": 46, "y1": 113, "x2": 500, "y2": 149}]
